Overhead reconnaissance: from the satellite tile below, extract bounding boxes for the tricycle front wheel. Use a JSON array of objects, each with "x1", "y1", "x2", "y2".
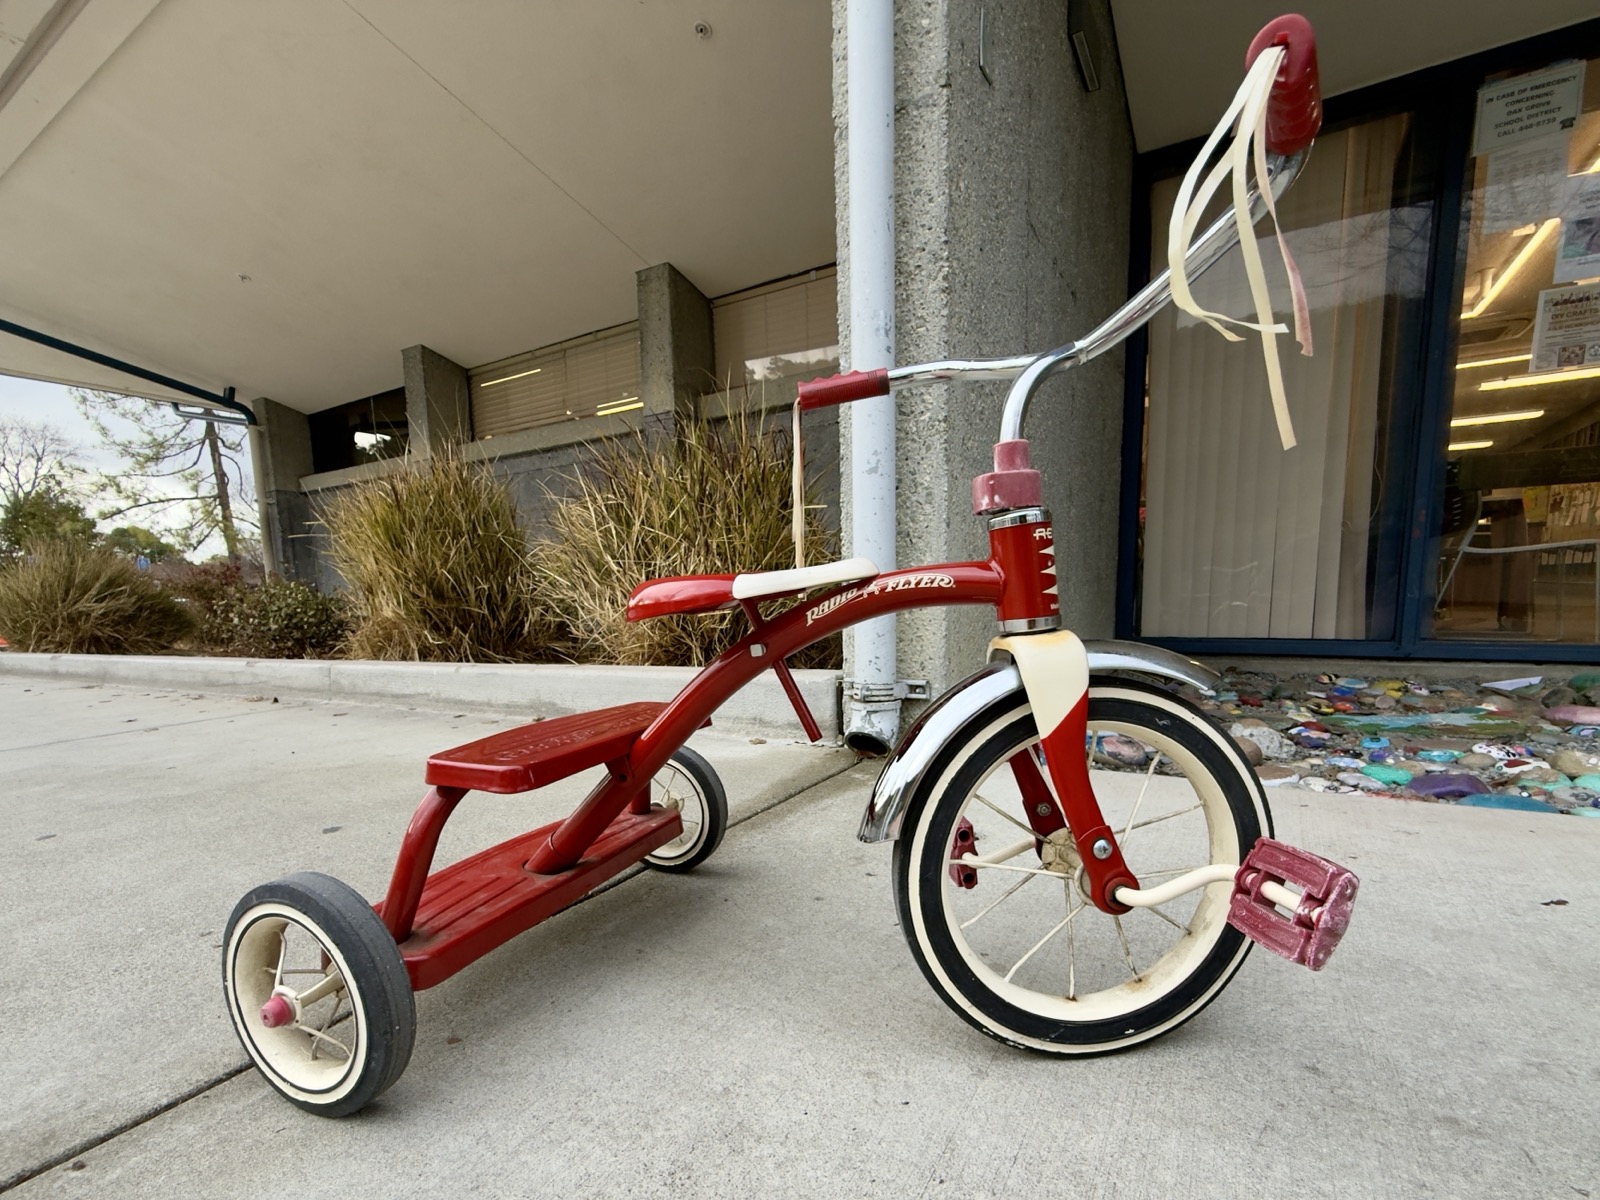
[
  {"x1": 223, "y1": 872, "x2": 415, "y2": 1117},
  {"x1": 893, "y1": 680, "x2": 1271, "y2": 1054}
]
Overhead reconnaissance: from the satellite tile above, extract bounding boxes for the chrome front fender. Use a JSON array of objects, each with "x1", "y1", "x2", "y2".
[{"x1": 856, "y1": 640, "x2": 1219, "y2": 843}]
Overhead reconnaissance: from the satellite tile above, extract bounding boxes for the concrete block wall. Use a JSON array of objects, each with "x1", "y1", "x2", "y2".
[{"x1": 833, "y1": 0, "x2": 1134, "y2": 699}]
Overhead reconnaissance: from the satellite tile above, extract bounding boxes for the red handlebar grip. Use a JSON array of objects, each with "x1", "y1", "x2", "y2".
[
  {"x1": 796, "y1": 368, "x2": 891, "y2": 411},
  {"x1": 1246, "y1": 14, "x2": 1321, "y2": 157}
]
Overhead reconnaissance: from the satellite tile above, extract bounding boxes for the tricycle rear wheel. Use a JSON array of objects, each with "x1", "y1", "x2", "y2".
[
  {"x1": 643, "y1": 746, "x2": 728, "y2": 872},
  {"x1": 223, "y1": 872, "x2": 415, "y2": 1117}
]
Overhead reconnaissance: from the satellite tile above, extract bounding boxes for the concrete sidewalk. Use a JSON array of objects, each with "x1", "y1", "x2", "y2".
[
  {"x1": 1, "y1": 680, "x2": 1597, "y2": 1197},
  {"x1": 0, "y1": 652, "x2": 842, "y2": 738}
]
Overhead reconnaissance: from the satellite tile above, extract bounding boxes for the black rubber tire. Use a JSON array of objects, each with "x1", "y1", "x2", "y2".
[
  {"x1": 892, "y1": 679, "x2": 1270, "y2": 1055},
  {"x1": 223, "y1": 872, "x2": 415, "y2": 1117},
  {"x1": 643, "y1": 746, "x2": 729, "y2": 872}
]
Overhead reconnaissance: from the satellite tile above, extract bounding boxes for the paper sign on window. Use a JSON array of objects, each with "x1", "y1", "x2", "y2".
[{"x1": 1473, "y1": 62, "x2": 1584, "y2": 157}]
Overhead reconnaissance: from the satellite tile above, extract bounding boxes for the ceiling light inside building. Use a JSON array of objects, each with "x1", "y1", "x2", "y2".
[
  {"x1": 596, "y1": 397, "x2": 643, "y2": 417},
  {"x1": 480, "y1": 367, "x2": 542, "y2": 387},
  {"x1": 1480, "y1": 366, "x2": 1600, "y2": 391},
  {"x1": 1447, "y1": 439, "x2": 1494, "y2": 451},
  {"x1": 1461, "y1": 219, "x2": 1560, "y2": 319},
  {"x1": 1449, "y1": 408, "x2": 1544, "y2": 427},
  {"x1": 1455, "y1": 353, "x2": 1532, "y2": 370}
]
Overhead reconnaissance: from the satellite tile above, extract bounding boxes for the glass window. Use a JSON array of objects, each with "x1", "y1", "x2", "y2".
[
  {"x1": 1433, "y1": 55, "x2": 1600, "y2": 644},
  {"x1": 1139, "y1": 112, "x2": 1430, "y2": 640},
  {"x1": 710, "y1": 268, "x2": 839, "y2": 398},
  {"x1": 469, "y1": 324, "x2": 642, "y2": 440}
]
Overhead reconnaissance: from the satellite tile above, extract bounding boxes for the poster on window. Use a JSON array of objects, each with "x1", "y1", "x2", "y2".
[
  {"x1": 1553, "y1": 175, "x2": 1600, "y2": 284},
  {"x1": 1482, "y1": 136, "x2": 1570, "y2": 234},
  {"x1": 1474, "y1": 61, "x2": 1585, "y2": 156},
  {"x1": 1530, "y1": 282, "x2": 1600, "y2": 372}
]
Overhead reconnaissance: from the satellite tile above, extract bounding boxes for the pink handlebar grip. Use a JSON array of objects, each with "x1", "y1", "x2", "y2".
[
  {"x1": 796, "y1": 368, "x2": 891, "y2": 412},
  {"x1": 1246, "y1": 14, "x2": 1321, "y2": 156}
]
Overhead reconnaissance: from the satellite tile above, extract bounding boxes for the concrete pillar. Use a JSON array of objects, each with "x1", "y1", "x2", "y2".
[
  {"x1": 402, "y1": 344, "x2": 471, "y2": 455},
  {"x1": 636, "y1": 263, "x2": 714, "y2": 425},
  {"x1": 834, "y1": 0, "x2": 1134, "y2": 700},
  {"x1": 248, "y1": 397, "x2": 317, "y2": 581}
]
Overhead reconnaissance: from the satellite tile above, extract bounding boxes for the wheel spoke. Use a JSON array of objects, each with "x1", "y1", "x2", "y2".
[
  {"x1": 959, "y1": 871, "x2": 1037, "y2": 930},
  {"x1": 1113, "y1": 914, "x2": 1139, "y2": 980},
  {"x1": 973, "y1": 792, "x2": 1038, "y2": 839},
  {"x1": 1143, "y1": 903, "x2": 1191, "y2": 932},
  {"x1": 948, "y1": 857, "x2": 1058, "y2": 879},
  {"x1": 1003, "y1": 900, "x2": 1083, "y2": 984},
  {"x1": 1130, "y1": 865, "x2": 1209, "y2": 880},
  {"x1": 296, "y1": 1020, "x2": 352, "y2": 1061},
  {"x1": 1119, "y1": 752, "x2": 1164, "y2": 842},
  {"x1": 294, "y1": 970, "x2": 345, "y2": 1010},
  {"x1": 1126, "y1": 802, "x2": 1202, "y2": 834},
  {"x1": 1065, "y1": 884, "x2": 1079, "y2": 1000},
  {"x1": 272, "y1": 926, "x2": 288, "y2": 990}
]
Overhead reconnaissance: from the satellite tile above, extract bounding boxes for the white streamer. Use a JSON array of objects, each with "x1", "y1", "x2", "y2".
[{"x1": 1167, "y1": 45, "x2": 1311, "y2": 451}]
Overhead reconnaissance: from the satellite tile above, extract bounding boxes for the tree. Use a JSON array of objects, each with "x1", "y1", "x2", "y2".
[
  {"x1": 0, "y1": 417, "x2": 80, "y2": 512},
  {"x1": 103, "y1": 524, "x2": 181, "y2": 563},
  {"x1": 73, "y1": 391, "x2": 255, "y2": 561},
  {"x1": 0, "y1": 485, "x2": 97, "y2": 561}
]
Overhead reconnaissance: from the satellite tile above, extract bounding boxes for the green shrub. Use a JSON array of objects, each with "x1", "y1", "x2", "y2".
[
  {"x1": 538, "y1": 415, "x2": 840, "y2": 667},
  {"x1": 322, "y1": 454, "x2": 555, "y2": 662},
  {"x1": 0, "y1": 539, "x2": 193, "y2": 653},
  {"x1": 209, "y1": 578, "x2": 349, "y2": 659}
]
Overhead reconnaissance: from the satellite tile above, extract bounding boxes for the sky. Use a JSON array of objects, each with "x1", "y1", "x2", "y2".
[{"x1": 0, "y1": 372, "x2": 254, "y2": 560}]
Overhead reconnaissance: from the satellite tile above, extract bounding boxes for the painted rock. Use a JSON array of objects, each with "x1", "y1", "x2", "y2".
[
  {"x1": 1415, "y1": 749, "x2": 1463, "y2": 763},
  {"x1": 1093, "y1": 734, "x2": 1149, "y2": 767},
  {"x1": 1407, "y1": 772, "x2": 1487, "y2": 799},
  {"x1": 1551, "y1": 748, "x2": 1600, "y2": 778},
  {"x1": 1455, "y1": 793, "x2": 1559, "y2": 814},
  {"x1": 1572, "y1": 773, "x2": 1600, "y2": 791},
  {"x1": 1255, "y1": 764, "x2": 1301, "y2": 786},
  {"x1": 1229, "y1": 723, "x2": 1294, "y2": 762},
  {"x1": 1543, "y1": 705, "x2": 1600, "y2": 726},
  {"x1": 1231, "y1": 735, "x2": 1264, "y2": 767},
  {"x1": 1361, "y1": 764, "x2": 1412, "y2": 786}
]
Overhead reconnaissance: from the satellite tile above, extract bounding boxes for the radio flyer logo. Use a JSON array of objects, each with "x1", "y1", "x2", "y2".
[{"x1": 805, "y1": 573, "x2": 956, "y2": 625}]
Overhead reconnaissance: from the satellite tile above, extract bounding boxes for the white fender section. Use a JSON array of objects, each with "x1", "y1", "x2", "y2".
[
  {"x1": 730, "y1": 556, "x2": 879, "y2": 601},
  {"x1": 988, "y1": 629, "x2": 1090, "y2": 740}
]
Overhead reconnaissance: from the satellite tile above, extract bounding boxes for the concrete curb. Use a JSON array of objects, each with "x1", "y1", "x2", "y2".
[{"x1": 0, "y1": 653, "x2": 841, "y2": 737}]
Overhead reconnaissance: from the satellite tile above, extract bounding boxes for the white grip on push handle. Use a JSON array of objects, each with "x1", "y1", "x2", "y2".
[{"x1": 1169, "y1": 14, "x2": 1321, "y2": 451}]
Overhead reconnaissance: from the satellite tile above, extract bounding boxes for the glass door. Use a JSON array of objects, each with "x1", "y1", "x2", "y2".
[{"x1": 1432, "y1": 55, "x2": 1600, "y2": 645}]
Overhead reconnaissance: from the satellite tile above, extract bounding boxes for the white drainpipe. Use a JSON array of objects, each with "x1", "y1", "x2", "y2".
[{"x1": 843, "y1": 0, "x2": 899, "y2": 755}]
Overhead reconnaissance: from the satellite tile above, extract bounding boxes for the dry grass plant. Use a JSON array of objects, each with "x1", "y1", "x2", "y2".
[
  {"x1": 539, "y1": 410, "x2": 840, "y2": 667},
  {"x1": 0, "y1": 539, "x2": 193, "y2": 653},
  {"x1": 322, "y1": 454, "x2": 555, "y2": 662}
]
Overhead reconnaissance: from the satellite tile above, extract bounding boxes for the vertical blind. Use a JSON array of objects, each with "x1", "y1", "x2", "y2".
[
  {"x1": 1142, "y1": 115, "x2": 1419, "y2": 639},
  {"x1": 470, "y1": 323, "x2": 642, "y2": 439}
]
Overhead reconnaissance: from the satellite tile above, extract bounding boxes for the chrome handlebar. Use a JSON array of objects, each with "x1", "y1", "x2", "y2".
[{"x1": 882, "y1": 148, "x2": 1308, "y2": 443}]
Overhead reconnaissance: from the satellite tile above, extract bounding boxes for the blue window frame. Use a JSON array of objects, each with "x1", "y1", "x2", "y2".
[{"x1": 1119, "y1": 16, "x2": 1600, "y2": 663}]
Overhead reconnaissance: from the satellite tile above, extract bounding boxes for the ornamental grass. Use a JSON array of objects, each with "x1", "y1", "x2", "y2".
[
  {"x1": 321, "y1": 454, "x2": 556, "y2": 662},
  {"x1": 0, "y1": 539, "x2": 193, "y2": 654},
  {"x1": 538, "y1": 413, "x2": 841, "y2": 667}
]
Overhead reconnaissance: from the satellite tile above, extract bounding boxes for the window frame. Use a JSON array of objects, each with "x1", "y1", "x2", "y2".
[{"x1": 1118, "y1": 15, "x2": 1600, "y2": 663}]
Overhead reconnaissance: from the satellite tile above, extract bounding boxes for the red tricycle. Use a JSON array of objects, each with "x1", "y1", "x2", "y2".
[{"x1": 223, "y1": 15, "x2": 1357, "y2": 1116}]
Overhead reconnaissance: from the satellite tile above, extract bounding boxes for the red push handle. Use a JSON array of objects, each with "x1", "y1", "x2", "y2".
[
  {"x1": 796, "y1": 368, "x2": 891, "y2": 411},
  {"x1": 1246, "y1": 14, "x2": 1321, "y2": 157}
]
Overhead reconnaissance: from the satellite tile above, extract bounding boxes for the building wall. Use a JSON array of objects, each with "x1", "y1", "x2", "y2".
[{"x1": 833, "y1": 0, "x2": 1134, "y2": 698}]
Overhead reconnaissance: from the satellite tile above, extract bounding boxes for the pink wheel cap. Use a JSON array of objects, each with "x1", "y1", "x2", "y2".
[{"x1": 259, "y1": 994, "x2": 295, "y2": 1028}]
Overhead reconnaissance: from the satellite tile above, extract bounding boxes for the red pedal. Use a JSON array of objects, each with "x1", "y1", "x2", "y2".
[
  {"x1": 949, "y1": 818, "x2": 978, "y2": 889},
  {"x1": 1227, "y1": 838, "x2": 1359, "y2": 971}
]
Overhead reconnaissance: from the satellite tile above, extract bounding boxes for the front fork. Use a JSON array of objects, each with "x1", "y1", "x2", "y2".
[{"x1": 991, "y1": 630, "x2": 1141, "y2": 914}]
